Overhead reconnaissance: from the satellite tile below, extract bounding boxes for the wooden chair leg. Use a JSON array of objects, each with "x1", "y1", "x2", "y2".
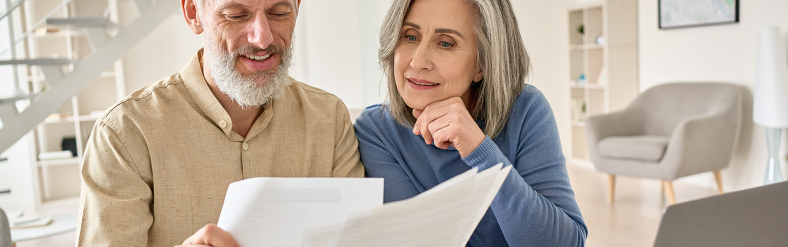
[
  {"x1": 608, "y1": 174, "x2": 616, "y2": 203},
  {"x1": 714, "y1": 170, "x2": 724, "y2": 194},
  {"x1": 662, "y1": 180, "x2": 676, "y2": 205}
]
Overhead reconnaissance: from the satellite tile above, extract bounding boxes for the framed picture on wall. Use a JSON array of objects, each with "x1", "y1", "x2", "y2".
[{"x1": 659, "y1": 0, "x2": 739, "y2": 29}]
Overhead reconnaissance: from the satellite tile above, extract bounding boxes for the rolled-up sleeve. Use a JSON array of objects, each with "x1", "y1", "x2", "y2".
[
  {"x1": 330, "y1": 101, "x2": 365, "y2": 178},
  {"x1": 76, "y1": 120, "x2": 153, "y2": 247}
]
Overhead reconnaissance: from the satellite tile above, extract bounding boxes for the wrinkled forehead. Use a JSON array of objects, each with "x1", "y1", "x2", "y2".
[{"x1": 202, "y1": 0, "x2": 299, "y2": 11}]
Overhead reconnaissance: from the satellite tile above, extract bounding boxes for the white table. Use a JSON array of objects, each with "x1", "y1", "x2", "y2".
[{"x1": 10, "y1": 214, "x2": 77, "y2": 242}]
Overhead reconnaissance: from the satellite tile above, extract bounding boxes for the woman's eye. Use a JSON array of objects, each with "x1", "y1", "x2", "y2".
[
  {"x1": 439, "y1": 41, "x2": 452, "y2": 48},
  {"x1": 406, "y1": 35, "x2": 418, "y2": 42}
]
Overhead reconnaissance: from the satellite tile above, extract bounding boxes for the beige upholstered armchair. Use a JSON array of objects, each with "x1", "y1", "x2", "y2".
[
  {"x1": 585, "y1": 83, "x2": 742, "y2": 204},
  {"x1": 1, "y1": 207, "x2": 11, "y2": 247}
]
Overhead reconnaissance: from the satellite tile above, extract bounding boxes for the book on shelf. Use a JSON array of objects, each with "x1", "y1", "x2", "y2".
[{"x1": 10, "y1": 216, "x2": 53, "y2": 229}]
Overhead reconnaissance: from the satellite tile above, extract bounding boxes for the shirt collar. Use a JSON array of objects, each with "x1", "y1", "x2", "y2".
[{"x1": 180, "y1": 49, "x2": 278, "y2": 141}]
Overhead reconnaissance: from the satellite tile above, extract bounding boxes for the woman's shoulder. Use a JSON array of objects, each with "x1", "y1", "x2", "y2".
[
  {"x1": 354, "y1": 103, "x2": 417, "y2": 147},
  {"x1": 356, "y1": 104, "x2": 388, "y2": 124},
  {"x1": 516, "y1": 84, "x2": 548, "y2": 104},
  {"x1": 511, "y1": 84, "x2": 552, "y2": 115},
  {"x1": 355, "y1": 103, "x2": 402, "y2": 132}
]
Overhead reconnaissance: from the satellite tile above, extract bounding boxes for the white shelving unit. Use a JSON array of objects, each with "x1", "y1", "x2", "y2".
[
  {"x1": 22, "y1": 0, "x2": 126, "y2": 207},
  {"x1": 567, "y1": 0, "x2": 639, "y2": 164}
]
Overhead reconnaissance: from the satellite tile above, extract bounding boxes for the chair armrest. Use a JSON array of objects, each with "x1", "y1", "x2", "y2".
[
  {"x1": 1, "y1": 207, "x2": 12, "y2": 247},
  {"x1": 585, "y1": 109, "x2": 643, "y2": 162},
  {"x1": 585, "y1": 110, "x2": 642, "y2": 144},
  {"x1": 661, "y1": 107, "x2": 742, "y2": 178}
]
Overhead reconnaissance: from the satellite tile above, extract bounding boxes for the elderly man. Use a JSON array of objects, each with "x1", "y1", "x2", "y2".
[{"x1": 75, "y1": 0, "x2": 364, "y2": 246}]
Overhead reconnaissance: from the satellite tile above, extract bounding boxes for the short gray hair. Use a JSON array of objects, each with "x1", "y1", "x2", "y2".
[
  {"x1": 379, "y1": 0, "x2": 530, "y2": 138},
  {"x1": 193, "y1": 0, "x2": 300, "y2": 14}
]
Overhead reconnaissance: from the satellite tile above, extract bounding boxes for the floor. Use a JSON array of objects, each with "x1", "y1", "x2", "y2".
[
  {"x1": 13, "y1": 200, "x2": 78, "y2": 247},
  {"x1": 12, "y1": 163, "x2": 720, "y2": 247},
  {"x1": 566, "y1": 163, "x2": 719, "y2": 247}
]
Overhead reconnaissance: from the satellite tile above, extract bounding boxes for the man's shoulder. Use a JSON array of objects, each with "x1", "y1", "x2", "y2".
[
  {"x1": 284, "y1": 78, "x2": 341, "y2": 101},
  {"x1": 98, "y1": 72, "x2": 187, "y2": 129},
  {"x1": 279, "y1": 78, "x2": 347, "y2": 111}
]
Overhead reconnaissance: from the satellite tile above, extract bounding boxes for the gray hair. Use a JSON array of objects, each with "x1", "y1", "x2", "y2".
[
  {"x1": 193, "y1": 0, "x2": 300, "y2": 14},
  {"x1": 379, "y1": 0, "x2": 530, "y2": 138}
]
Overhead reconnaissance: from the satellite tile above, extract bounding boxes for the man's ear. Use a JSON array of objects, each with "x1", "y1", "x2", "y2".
[{"x1": 182, "y1": 0, "x2": 204, "y2": 34}]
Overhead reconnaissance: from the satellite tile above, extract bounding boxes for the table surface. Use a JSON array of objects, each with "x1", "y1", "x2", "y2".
[{"x1": 10, "y1": 214, "x2": 77, "y2": 242}]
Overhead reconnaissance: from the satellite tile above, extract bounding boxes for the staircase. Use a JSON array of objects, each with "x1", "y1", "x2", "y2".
[{"x1": 0, "y1": 0, "x2": 179, "y2": 154}]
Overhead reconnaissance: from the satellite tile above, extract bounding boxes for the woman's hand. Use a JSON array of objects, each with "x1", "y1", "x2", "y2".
[{"x1": 412, "y1": 97, "x2": 486, "y2": 158}]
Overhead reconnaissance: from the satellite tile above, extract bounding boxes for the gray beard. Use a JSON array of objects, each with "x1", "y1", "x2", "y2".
[{"x1": 203, "y1": 35, "x2": 294, "y2": 109}]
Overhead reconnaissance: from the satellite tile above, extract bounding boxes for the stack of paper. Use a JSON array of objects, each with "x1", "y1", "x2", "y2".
[
  {"x1": 217, "y1": 163, "x2": 511, "y2": 247},
  {"x1": 217, "y1": 177, "x2": 384, "y2": 247},
  {"x1": 302, "y1": 163, "x2": 511, "y2": 247}
]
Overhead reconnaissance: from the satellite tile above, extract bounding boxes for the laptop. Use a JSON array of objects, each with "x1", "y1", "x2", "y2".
[{"x1": 654, "y1": 181, "x2": 788, "y2": 247}]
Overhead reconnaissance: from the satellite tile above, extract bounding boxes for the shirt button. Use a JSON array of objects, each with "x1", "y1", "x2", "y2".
[
  {"x1": 219, "y1": 120, "x2": 227, "y2": 128},
  {"x1": 242, "y1": 143, "x2": 249, "y2": 151}
]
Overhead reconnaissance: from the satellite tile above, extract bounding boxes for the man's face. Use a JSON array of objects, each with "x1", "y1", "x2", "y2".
[{"x1": 198, "y1": 0, "x2": 298, "y2": 107}]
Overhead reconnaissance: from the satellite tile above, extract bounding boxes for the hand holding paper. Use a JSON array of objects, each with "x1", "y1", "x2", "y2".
[{"x1": 216, "y1": 163, "x2": 511, "y2": 247}]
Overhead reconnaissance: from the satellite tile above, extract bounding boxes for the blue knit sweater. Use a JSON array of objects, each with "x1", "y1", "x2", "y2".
[{"x1": 354, "y1": 85, "x2": 587, "y2": 246}]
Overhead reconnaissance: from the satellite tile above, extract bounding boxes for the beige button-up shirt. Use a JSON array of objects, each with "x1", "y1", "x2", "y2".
[{"x1": 76, "y1": 50, "x2": 365, "y2": 247}]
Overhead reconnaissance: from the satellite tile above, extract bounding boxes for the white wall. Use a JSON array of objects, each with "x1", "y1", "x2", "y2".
[
  {"x1": 291, "y1": 0, "x2": 390, "y2": 110},
  {"x1": 0, "y1": 134, "x2": 37, "y2": 210},
  {"x1": 121, "y1": 8, "x2": 204, "y2": 93},
  {"x1": 638, "y1": 0, "x2": 788, "y2": 191},
  {"x1": 511, "y1": 0, "x2": 572, "y2": 157}
]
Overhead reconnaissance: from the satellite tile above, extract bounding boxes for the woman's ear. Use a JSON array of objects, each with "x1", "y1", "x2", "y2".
[
  {"x1": 182, "y1": 0, "x2": 204, "y2": 34},
  {"x1": 473, "y1": 68, "x2": 483, "y2": 83}
]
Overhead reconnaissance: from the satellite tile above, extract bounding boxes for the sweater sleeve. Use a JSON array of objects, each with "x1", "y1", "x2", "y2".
[
  {"x1": 461, "y1": 93, "x2": 588, "y2": 246},
  {"x1": 354, "y1": 107, "x2": 421, "y2": 202}
]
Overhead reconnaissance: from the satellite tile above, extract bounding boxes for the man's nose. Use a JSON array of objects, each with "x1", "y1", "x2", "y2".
[{"x1": 247, "y1": 14, "x2": 274, "y2": 48}]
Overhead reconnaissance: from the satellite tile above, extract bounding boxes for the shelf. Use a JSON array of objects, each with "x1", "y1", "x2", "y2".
[
  {"x1": 37, "y1": 157, "x2": 80, "y2": 167},
  {"x1": 25, "y1": 70, "x2": 114, "y2": 83},
  {"x1": 569, "y1": 44, "x2": 604, "y2": 51},
  {"x1": 43, "y1": 114, "x2": 101, "y2": 124},
  {"x1": 568, "y1": 0, "x2": 639, "y2": 168},
  {"x1": 31, "y1": 30, "x2": 85, "y2": 38},
  {"x1": 571, "y1": 83, "x2": 605, "y2": 89},
  {"x1": 99, "y1": 71, "x2": 115, "y2": 78},
  {"x1": 39, "y1": 196, "x2": 81, "y2": 211}
]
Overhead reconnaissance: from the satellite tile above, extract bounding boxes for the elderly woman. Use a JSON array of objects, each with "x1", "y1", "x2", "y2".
[{"x1": 354, "y1": 0, "x2": 588, "y2": 246}]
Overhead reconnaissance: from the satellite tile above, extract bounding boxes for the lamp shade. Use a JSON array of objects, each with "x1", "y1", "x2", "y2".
[{"x1": 754, "y1": 26, "x2": 788, "y2": 128}]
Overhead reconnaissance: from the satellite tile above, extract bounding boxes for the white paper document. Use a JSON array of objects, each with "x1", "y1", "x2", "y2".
[
  {"x1": 217, "y1": 163, "x2": 511, "y2": 247},
  {"x1": 302, "y1": 163, "x2": 511, "y2": 247},
  {"x1": 217, "y1": 177, "x2": 384, "y2": 247}
]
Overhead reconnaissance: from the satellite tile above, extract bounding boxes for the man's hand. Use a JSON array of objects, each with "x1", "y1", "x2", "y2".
[
  {"x1": 412, "y1": 97, "x2": 486, "y2": 158},
  {"x1": 175, "y1": 224, "x2": 240, "y2": 247}
]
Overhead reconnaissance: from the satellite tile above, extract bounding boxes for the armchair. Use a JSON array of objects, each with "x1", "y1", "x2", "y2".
[
  {"x1": 585, "y1": 83, "x2": 742, "y2": 204},
  {"x1": 1, "y1": 207, "x2": 11, "y2": 247}
]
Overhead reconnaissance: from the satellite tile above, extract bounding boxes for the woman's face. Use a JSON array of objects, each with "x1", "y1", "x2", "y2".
[{"x1": 394, "y1": 0, "x2": 483, "y2": 111}]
